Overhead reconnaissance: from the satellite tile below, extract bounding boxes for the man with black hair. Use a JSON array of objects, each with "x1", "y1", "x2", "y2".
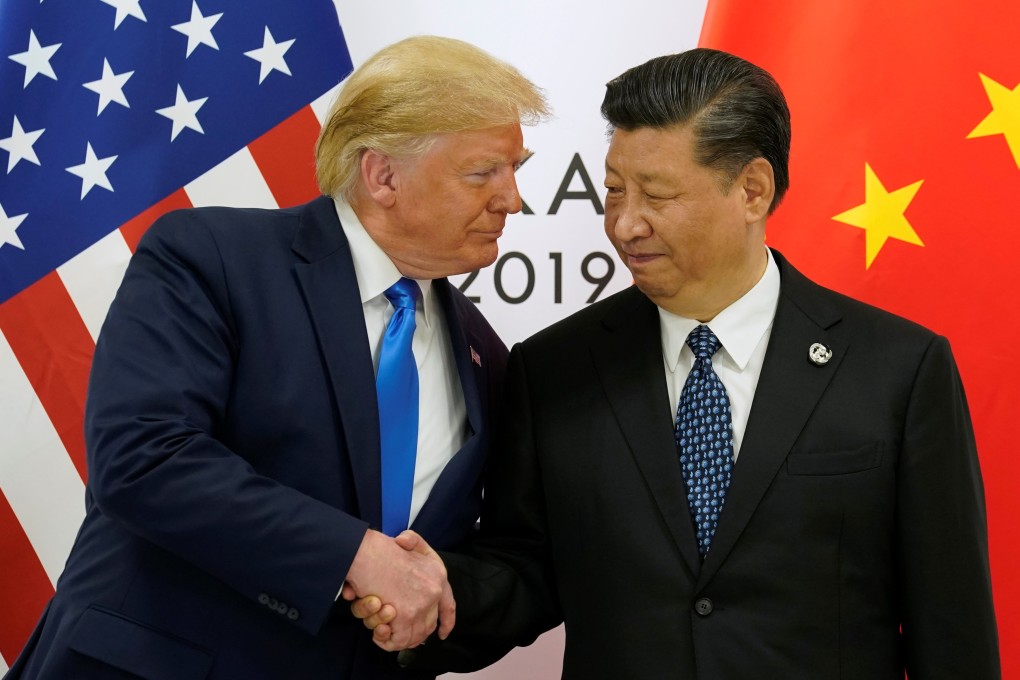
[{"x1": 357, "y1": 48, "x2": 999, "y2": 680}]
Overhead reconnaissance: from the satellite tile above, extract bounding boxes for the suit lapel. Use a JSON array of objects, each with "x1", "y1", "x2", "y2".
[
  {"x1": 292, "y1": 197, "x2": 383, "y2": 529},
  {"x1": 410, "y1": 280, "x2": 488, "y2": 536},
  {"x1": 590, "y1": 287, "x2": 703, "y2": 578},
  {"x1": 697, "y1": 252, "x2": 847, "y2": 586},
  {"x1": 435, "y1": 280, "x2": 483, "y2": 438}
]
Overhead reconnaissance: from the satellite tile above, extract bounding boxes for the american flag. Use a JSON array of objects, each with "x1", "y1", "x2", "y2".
[{"x1": 0, "y1": 0, "x2": 351, "y2": 669}]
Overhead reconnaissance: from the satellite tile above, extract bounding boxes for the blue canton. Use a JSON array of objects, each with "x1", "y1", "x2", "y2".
[
  {"x1": 0, "y1": 0, "x2": 350, "y2": 303},
  {"x1": 675, "y1": 324, "x2": 734, "y2": 557}
]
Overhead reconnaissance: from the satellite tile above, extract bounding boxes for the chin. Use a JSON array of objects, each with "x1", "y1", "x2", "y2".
[
  {"x1": 472, "y1": 245, "x2": 500, "y2": 269},
  {"x1": 631, "y1": 275, "x2": 673, "y2": 301},
  {"x1": 439, "y1": 251, "x2": 497, "y2": 279}
]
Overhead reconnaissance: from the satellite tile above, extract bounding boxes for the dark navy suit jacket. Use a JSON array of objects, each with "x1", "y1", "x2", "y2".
[{"x1": 7, "y1": 196, "x2": 508, "y2": 679}]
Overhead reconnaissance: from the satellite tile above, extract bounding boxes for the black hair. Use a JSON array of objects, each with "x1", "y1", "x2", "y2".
[{"x1": 602, "y1": 48, "x2": 791, "y2": 212}]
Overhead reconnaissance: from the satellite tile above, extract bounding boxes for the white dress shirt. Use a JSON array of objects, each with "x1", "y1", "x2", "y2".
[
  {"x1": 333, "y1": 198, "x2": 467, "y2": 526},
  {"x1": 659, "y1": 248, "x2": 780, "y2": 461}
]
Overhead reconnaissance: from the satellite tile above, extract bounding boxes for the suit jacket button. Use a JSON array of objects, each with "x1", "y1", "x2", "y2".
[
  {"x1": 694, "y1": 598, "x2": 714, "y2": 616},
  {"x1": 287, "y1": 607, "x2": 300, "y2": 620},
  {"x1": 397, "y1": 649, "x2": 417, "y2": 668},
  {"x1": 258, "y1": 593, "x2": 270, "y2": 606}
]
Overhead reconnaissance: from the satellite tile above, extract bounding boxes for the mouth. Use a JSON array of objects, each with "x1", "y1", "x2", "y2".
[
  {"x1": 622, "y1": 252, "x2": 661, "y2": 267},
  {"x1": 475, "y1": 223, "x2": 505, "y2": 237}
]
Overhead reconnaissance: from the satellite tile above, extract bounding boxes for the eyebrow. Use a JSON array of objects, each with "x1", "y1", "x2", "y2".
[
  {"x1": 605, "y1": 161, "x2": 664, "y2": 184},
  {"x1": 473, "y1": 148, "x2": 535, "y2": 170}
]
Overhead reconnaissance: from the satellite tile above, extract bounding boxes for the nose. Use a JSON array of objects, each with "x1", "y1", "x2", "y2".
[
  {"x1": 489, "y1": 169, "x2": 523, "y2": 214},
  {"x1": 608, "y1": 197, "x2": 650, "y2": 242}
]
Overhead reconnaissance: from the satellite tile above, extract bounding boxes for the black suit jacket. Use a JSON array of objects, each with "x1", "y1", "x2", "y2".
[
  {"x1": 6, "y1": 196, "x2": 508, "y2": 680},
  {"x1": 416, "y1": 250, "x2": 998, "y2": 679}
]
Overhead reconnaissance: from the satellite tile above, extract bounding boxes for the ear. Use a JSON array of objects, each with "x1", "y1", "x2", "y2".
[
  {"x1": 739, "y1": 157, "x2": 776, "y2": 223},
  {"x1": 360, "y1": 149, "x2": 398, "y2": 208}
]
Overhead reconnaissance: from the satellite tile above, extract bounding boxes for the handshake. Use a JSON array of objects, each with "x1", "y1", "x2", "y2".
[{"x1": 342, "y1": 529, "x2": 454, "y2": 651}]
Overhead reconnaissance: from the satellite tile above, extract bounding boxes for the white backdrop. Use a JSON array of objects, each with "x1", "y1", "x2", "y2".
[{"x1": 332, "y1": 2, "x2": 708, "y2": 676}]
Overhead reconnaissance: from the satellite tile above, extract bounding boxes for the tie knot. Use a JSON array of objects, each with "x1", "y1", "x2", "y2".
[
  {"x1": 384, "y1": 277, "x2": 420, "y2": 311},
  {"x1": 686, "y1": 324, "x2": 721, "y2": 360}
]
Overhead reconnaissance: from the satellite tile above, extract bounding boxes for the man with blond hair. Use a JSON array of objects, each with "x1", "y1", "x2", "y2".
[{"x1": 6, "y1": 35, "x2": 548, "y2": 680}]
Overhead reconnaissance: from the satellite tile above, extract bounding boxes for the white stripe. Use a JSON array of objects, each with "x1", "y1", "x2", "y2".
[
  {"x1": 57, "y1": 229, "x2": 132, "y2": 343},
  {"x1": 0, "y1": 652, "x2": 8, "y2": 674},
  {"x1": 310, "y1": 83, "x2": 341, "y2": 126},
  {"x1": 0, "y1": 330, "x2": 87, "y2": 586},
  {"x1": 184, "y1": 146, "x2": 279, "y2": 209}
]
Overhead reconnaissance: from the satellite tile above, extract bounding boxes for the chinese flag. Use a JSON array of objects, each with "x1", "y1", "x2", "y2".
[{"x1": 701, "y1": 0, "x2": 1019, "y2": 673}]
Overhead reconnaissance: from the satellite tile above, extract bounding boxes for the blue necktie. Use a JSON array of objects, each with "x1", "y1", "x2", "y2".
[
  {"x1": 377, "y1": 277, "x2": 420, "y2": 536},
  {"x1": 675, "y1": 325, "x2": 734, "y2": 557}
]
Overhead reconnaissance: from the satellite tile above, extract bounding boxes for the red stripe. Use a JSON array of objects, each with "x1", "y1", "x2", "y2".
[
  {"x1": 0, "y1": 489, "x2": 54, "y2": 664},
  {"x1": 120, "y1": 188, "x2": 193, "y2": 253},
  {"x1": 248, "y1": 106, "x2": 323, "y2": 208},
  {"x1": 0, "y1": 273, "x2": 94, "y2": 482}
]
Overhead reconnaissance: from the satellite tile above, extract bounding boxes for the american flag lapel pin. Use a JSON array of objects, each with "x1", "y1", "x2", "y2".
[{"x1": 470, "y1": 345, "x2": 481, "y2": 367}]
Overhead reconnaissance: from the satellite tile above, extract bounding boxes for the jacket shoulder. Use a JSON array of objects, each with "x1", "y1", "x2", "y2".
[
  {"x1": 775, "y1": 250, "x2": 940, "y2": 346},
  {"x1": 520, "y1": 285, "x2": 651, "y2": 351},
  {"x1": 141, "y1": 202, "x2": 306, "y2": 250}
]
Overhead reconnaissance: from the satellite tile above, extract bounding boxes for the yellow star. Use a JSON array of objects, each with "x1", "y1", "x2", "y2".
[
  {"x1": 967, "y1": 73, "x2": 1020, "y2": 168},
  {"x1": 832, "y1": 163, "x2": 924, "y2": 269}
]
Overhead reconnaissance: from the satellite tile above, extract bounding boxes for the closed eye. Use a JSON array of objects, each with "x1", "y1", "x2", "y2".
[{"x1": 514, "y1": 151, "x2": 535, "y2": 172}]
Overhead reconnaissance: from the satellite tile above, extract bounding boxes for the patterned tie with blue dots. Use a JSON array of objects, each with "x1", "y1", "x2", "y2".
[{"x1": 675, "y1": 324, "x2": 734, "y2": 558}]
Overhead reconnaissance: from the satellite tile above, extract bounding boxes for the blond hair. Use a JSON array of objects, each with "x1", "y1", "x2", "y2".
[{"x1": 315, "y1": 35, "x2": 550, "y2": 200}]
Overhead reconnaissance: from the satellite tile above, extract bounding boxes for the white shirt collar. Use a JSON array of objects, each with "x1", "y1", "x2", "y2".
[
  {"x1": 333, "y1": 197, "x2": 435, "y2": 327},
  {"x1": 660, "y1": 247, "x2": 780, "y2": 372}
]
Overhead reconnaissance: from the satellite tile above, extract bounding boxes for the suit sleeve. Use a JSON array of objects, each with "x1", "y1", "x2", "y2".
[
  {"x1": 84, "y1": 214, "x2": 367, "y2": 636},
  {"x1": 897, "y1": 335, "x2": 1000, "y2": 678},
  {"x1": 407, "y1": 343, "x2": 563, "y2": 672}
]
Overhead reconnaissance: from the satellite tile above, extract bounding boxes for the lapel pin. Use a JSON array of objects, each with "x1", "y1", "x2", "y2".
[
  {"x1": 470, "y1": 346, "x2": 481, "y2": 367},
  {"x1": 808, "y1": 342, "x2": 832, "y2": 366}
]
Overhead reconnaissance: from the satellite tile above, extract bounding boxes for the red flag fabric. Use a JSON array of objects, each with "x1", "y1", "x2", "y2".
[{"x1": 700, "y1": 1, "x2": 1019, "y2": 673}]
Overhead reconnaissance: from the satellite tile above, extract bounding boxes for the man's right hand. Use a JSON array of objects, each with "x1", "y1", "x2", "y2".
[{"x1": 343, "y1": 529, "x2": 454, "y2": 651}]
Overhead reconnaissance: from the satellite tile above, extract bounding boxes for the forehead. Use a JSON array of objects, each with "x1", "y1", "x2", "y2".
[
  {"x1": 427, "y1": 123, "x2": 525, "y2": 164},
  {"x1": 605, "y1": 125, "x2": 727, "y2": 190},
  {"x1": 606, "y1": 125, "x2": 696, "y2": 171}
]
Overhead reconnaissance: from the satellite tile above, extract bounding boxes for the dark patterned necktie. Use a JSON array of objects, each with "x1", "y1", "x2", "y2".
[
  {"x1": 675, "y1": 324, "x2": 734, "y2": 557},
  {"x1": 377, "y1": 277, "x2": 420, "y2": 536}
]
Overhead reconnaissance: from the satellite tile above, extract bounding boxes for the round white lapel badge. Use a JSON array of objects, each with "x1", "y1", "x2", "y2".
[{"x1": 808, "y1": 342, "x2": 833, "y2": 366}]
